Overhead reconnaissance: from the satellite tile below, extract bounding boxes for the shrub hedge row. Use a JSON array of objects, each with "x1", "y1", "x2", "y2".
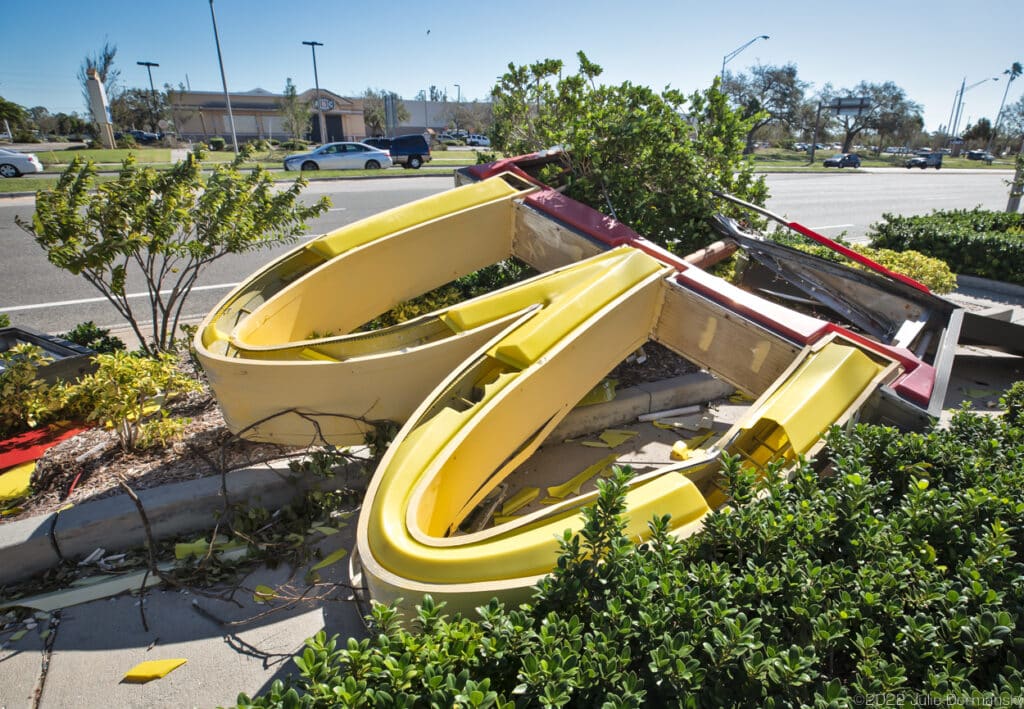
[
  {"x1": 239, "y1": 383, "x2": 1024, "y2": 708},
  {"x1": 868, "y1": 209, "x2": 1024, "y2": 286}
]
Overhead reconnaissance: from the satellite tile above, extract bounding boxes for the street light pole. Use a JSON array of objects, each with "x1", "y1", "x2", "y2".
[
  {"x1": 721, "y1": 35, "x2": 769, "y2": 78},
  {"x1": 454, "y1": 83, "x2": 460, "y2": 132},
  {"x1": 137, "y1": 61, "x2": 159, "y2": 132},
  {"x1": 952, "y1": 76, "x2": 998, "y2": 140},
  {"x1": 208, "y1": 0, "x2": 238, "y2": 153},
  {"x1": 302, "y1": 41, "x2": 326, "y2": 143}
]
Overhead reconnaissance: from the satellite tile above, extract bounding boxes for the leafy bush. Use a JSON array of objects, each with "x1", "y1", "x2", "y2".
[
  {"x1": 767, "y1": 230, "x2": 957, "y2": 293},
  {"x1": 59, "y1": 321, "x2": 125, "y2": 354},
  {"x1": 0, "y1": 344, "x2": 68, "y2": 438},
  {"x1": 240, "y1": 384, "x2": 1024, "y2": 707},
  {"x1": 209, "y1": 137, "x2": 226, "y2": 151},
  {"x1": 0, "y1": 313, "x2": 9, "y2": 328},
  {"x1": 280, "y1": 140, "x2": 308, "y2": 151},
  {"x1": 868, "y1": 209, "x2": 1024, "y2": 285},
  {"x1": 72, "y1": 351, "x2": 201, "y2": 451}
]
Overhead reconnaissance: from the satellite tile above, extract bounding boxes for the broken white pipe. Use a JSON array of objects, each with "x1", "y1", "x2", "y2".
[{"x1": 637, "y1": 404, "x2": 702, "y2": 423}]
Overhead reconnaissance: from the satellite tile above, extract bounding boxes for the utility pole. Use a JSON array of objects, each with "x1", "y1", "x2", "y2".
[
  {"x1": 137, "y1": 61, "x2": 160, "y2": 132},
  {"x1": 303, "y1": 41, "x2": 326, "y2": 143},
  {"x1": 208, "y1": 0, "x2": 238, "y2": 153}
]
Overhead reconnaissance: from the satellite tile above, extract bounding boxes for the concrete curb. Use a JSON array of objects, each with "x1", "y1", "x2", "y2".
[
  {"x1": 0, "y1": 372, "x2": 733, "y2": 586},
  {"x1": 956, "y1": 274, "x2": 1024, "y2": 300},
  {"x1": 0, "y1": 455, "x2": 368, "y2": 586}
]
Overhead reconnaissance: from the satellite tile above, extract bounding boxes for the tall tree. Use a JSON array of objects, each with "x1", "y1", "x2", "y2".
[
  {"x1": 110, "y1": 87, "x2": 166, "y2": 132},
  {"x1": 77, "y1": 41, "x2": 121, "y2": 117},
  {"x1": 0, "y1": 96, "x2": 27, "y2": 129},
  {"x1": 820, "y1": 81, "x2": 922, "y2": 152},
  {"x1": 362, "y1": 88, "x2": 409, "y2": 136},
  {"x1": 722, "y1": 63, "x2": 806, "y2": 153},
  {"x1": 278, "y1": 78, "x2": 312, "y2": 141},
  {"x1": 491, "y1": 52, "x2": 766, "y2": 255}
]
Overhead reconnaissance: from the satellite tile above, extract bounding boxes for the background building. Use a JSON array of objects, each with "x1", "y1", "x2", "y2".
[
  {"x1": 170, "y1": 87, "x2": 365, "y2": 142},
  {"x1": 169, "y1": 88, "x2": 490, "y2": 144}
]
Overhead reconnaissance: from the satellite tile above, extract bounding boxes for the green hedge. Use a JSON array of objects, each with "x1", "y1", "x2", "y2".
[
  {"x1": 868, "y1": 209, "x2": 1024, "y2": 286},
  {"x1": 239, "y1": 383, "x2": 1024, "y2": 708}
]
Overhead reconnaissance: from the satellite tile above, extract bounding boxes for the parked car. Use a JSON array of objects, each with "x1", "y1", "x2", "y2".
[
  {"x1": 362, "y1": 134, "x2": 432, "y2": 169},
  {"x1": 822, "y1": 153, "x2": 862, "y2": 168},
  {"x1": 905, "y1": 153, "x2": 942, "y2": 170},
  {"x1": 0, "y1": 148, "x2": 43, "y2": 177},
  {"x1": 282, "y1": 141, "x2": 393, "y2": 171},
  {"x1": 466, "y1": 134, "x2": 491, "y2": 147},
  {"x1": 0, "y1": 130, "x2": 12, "y2": 142},
  {"x1": 966, "y1": 150, "x2": 995, "y2": 164}
]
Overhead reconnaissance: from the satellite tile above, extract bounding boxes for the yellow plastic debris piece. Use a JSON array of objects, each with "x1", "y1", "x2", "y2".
[
  {"x1": 670, "y1": 431, "x2": 716, "y2": 461},
  {"x1": 599, "y1": 429, "x2": 638, "y2": 448},
  {"x1": 122, "y1": 658, "x2": 187, "y2": 683},
  {"x1": 0, "y1": 462, "x2": 34, "y2": 504},
  {"x1": 580, "y1": 440, "x2": 611, "y2": 448},
  {"x1": 547, "y1": 453, "x2": 618, "y2": 500},
  {"x1": 501, "y1": 487, "x2": 539, "y2": 516},
  {"x1": 671, "y1": 440, "x2": 693, "y2": 461},
  {"x1": 575, "y1": 379, "x2": 618, "y2": 407}
]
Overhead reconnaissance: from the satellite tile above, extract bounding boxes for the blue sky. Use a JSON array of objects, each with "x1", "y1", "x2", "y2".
[{"x1": 2, "y1": 0, "x2": 1020, "y2": 132}]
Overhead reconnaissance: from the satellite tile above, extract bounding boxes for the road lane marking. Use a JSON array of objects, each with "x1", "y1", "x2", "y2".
[
  {"x1": 0, "y1": 283, "x2": 239, "y2": 313},
  {"x1": 808, "y1": 224, "x2": 855, "y2": 230}
]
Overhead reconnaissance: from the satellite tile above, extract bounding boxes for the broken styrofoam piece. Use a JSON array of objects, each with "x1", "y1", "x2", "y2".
[
  {"x1": 637, "y1": 404, "x2": 702, "y2": 423},
  {"x1": 0, "y1": 564, "x2": 173, "y2": 612},
  {"x1": 78, "y1": 548, "x2": 106, "y2": 566}
]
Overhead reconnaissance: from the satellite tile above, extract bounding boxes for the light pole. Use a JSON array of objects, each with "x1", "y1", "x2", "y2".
[
  {"x1": 208, "y1": 0, "x2": 238, "y2": 153},
  {"x1": 721, "y1": 35, "x2": 769, "y2": 78},
  {"x1": 988, "y1": 62, "x2": 1022, "y2": 154},
  {"x1": 454, "y1": 83, "x2": 460, "y2": 132},
  {"x1": 302, "y1": 40, "x2": 326, "y2": 143},
  {"x1": 137, "y1": 61, "x2": 159, "y2": 132}
]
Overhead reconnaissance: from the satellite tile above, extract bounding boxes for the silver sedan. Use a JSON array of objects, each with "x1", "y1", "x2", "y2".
[
  {"x1": 283, "y1": 142, "x2": 393, "y2": 171},
  {"x1": 0, "y1": 148, "x2": 44, "y2": 177}
]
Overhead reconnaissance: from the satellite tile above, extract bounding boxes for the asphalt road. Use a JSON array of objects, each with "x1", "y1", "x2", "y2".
[{"x1": 0, "y1": 170, "x2": 1015, "y2": 338}]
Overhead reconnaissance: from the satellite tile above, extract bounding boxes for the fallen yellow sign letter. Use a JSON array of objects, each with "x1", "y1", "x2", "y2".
[{"x1": 122, "y1": 658, "x2": 187, "y2": 683}]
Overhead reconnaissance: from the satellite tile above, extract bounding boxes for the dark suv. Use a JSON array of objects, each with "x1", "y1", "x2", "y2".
[
  {"x1": 822, "y1": 153, "x2": 861, "y2": 168},
  {"x1": 363, "y1": 134, "x2": 432, "y2": 169}
]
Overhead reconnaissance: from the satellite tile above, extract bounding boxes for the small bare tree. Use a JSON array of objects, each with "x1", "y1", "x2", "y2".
[{"x1": 17, "y1": 148, "x2": 330, "y2": 355}]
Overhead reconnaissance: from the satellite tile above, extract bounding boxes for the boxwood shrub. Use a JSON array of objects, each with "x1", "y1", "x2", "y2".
[
  {"x1": 868, "y1": 209, "x2": 1024, "y2": 286},
  {"x1": 239, "y1": 383, "x2": 1024, "y2": 708}
]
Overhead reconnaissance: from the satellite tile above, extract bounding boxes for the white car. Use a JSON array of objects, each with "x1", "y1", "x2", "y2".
[
  {"x1": 466, "y1": 134, "x2": 491, "y2": 147},
  {"x1": 282, "y1": 142, "x2": 393, "y2": 171},
  {"x1": 0, "y1": 148, "x2": 43, "y2": 177}
]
